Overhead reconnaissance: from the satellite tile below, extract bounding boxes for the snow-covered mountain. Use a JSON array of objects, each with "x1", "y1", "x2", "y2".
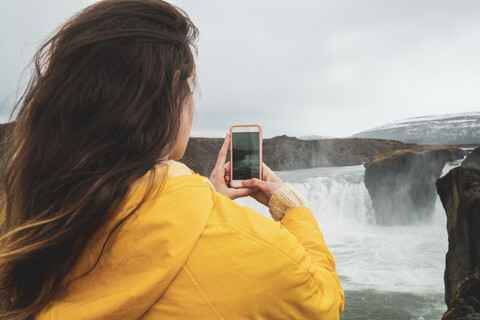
[
  {"x1": 298, "y1": 135, "x2": 332, "y2": 140},
  {"x1": 352, "y1": 112, "x2": 480, "y2": 145}
]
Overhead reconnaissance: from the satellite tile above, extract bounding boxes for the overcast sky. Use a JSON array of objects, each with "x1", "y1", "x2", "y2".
[{"x1": 1, "y1": 0, "x2": 479, "y2": 137}]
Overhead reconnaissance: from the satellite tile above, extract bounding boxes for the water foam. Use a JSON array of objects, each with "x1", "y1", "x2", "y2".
[{"x1": 234, "y1": 164, "x2": 455, "y2": 294}]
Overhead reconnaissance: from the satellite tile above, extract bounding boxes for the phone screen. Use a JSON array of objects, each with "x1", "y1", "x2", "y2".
[{"x1": 232, "y1": 132, "x2": 260, "y2": 180}]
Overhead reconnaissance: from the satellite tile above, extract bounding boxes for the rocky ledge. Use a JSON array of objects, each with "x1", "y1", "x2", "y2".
[
  {"x1": 0, "y1": 122, "x2": 412, "y2": 178},
  {"x1": 364, "y1": 146, "x2": 463, "y2": 225},
  {"x1": 0, "y1": 123, "x2": 413, "y2": 178},
  {"x1": 437, "y1": 166, "x2": 480, "y2": 317},
  {"x1": 183, "y1": 136, "x2": 409, "y2": 176},
  {"x1": 462, "y1": 147, "x2": 480, "y2": 169}
]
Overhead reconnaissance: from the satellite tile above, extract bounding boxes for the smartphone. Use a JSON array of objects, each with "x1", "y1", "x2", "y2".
[{"x1": 229, "y1": 124, "x2": 263, "y2": 188}]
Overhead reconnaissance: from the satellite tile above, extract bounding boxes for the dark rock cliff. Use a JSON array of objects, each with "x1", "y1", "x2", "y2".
[
  {"x1": 182, "y1": 137, "x2": 224, "y2": 176},
  {"x1": 437, "y1": 167, "x2": 480, "y2": 310},
  {"x1": 0, "y1": 123, "x2": 411, "y2": 178},
  {"x1": 462, "y1": 147, "x2": 480, "y2": 169},
  {"x1": 364, "y1": 146, "x2": 463, "y2": 225},
  {"x1": 441, "y1": 272, "x2": 480, "y2": 320},
  {"x1": 183, "y1": 136, "x2": 409, "y2": 176},
  {"x1": 263, "y1": 136, "x2": 409, "y2": 170}
]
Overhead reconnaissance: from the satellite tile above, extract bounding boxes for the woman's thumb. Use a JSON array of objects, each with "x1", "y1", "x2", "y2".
[
  {"x1": 242, "y1": 178, "x2": 265, "y2": 189},
  {"x1": 243, "y1": 178, "x2": 283, "y2": 196}
]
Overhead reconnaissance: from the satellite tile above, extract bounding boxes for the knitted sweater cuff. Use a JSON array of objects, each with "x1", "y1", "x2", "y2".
[{"x1": 268, "y1": 184, "x2": 307, "y2": 221}]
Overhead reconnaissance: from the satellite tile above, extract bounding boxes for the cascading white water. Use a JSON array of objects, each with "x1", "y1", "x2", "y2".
[{"x1": 234, "y1": 162, "x2": 459, "y2": 319}]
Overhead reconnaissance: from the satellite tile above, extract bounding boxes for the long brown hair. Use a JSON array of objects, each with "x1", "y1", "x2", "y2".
[{"x1": 0, "y1": 1, "x2": 198, "y2": 318}]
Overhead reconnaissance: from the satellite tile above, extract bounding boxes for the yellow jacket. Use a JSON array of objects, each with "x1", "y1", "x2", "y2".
[{"x1": 38, "y1": 163, "x2": 344, "y2": 319}]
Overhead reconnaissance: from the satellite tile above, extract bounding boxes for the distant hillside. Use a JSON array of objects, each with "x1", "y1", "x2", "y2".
[{"x1": 352, "y1": 112, "x2": 480, "y2": 145}]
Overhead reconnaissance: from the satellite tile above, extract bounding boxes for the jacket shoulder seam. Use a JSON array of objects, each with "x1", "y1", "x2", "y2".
[{"x1": 183, "y1": 263, "x2": 225, "y2": 320}]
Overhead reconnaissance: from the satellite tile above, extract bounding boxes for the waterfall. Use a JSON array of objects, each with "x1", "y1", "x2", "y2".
[{"x1": 233, "y1": 162, "x2": 464, "y2": 318}]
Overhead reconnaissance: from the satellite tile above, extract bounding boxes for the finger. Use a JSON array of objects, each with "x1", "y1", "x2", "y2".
[
  {"x1": 261, "y1": 163, "x2": 271, "y2": 180},
  {"x1": 214, "y1": 133, "x2": 230, "y2": 172},
  {"x1": 224, "y1": 162, "x2": 231, "y2": 174},
  {"x1": 242, "y1": 178, "x2": 267, "y2": 190},
  {"x1": 261, "y1": 163, "x2": 283, "y2": 184},
  {"x1": 228, "y1": 188, "x2": 252, "y2": 200},
  {"x1": 243, "y1": 178, "x2": 280, "y2": 196},
  {"x1": 262, "y1": 162, "x2": 271, "y2": 172}
]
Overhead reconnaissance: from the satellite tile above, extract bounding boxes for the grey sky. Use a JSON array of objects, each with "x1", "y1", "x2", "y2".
[{"x1": 1, "y1": 0, "x2": 479, "y2": 137}]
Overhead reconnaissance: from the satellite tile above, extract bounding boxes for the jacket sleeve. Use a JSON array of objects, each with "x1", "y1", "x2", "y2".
[
  {"x1": 199, "y1": 192, "x2": 344, "y2": 319},
  {"x1": 279, "y1": 206, "x2": 345, "y2": 318}
]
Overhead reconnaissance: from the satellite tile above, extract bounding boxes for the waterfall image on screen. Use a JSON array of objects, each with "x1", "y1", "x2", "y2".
[{"x1": 232, "y1": 132, "x2": 260, "y2": 180}]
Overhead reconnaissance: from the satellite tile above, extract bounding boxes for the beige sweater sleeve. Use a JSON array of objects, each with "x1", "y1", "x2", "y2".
[{"x1": 268, "y1": 184, "x2": 308, "y2": 221}]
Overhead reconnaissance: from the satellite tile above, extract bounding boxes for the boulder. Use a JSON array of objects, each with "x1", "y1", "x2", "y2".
[
  {"x1": 437, "y1": 167, "x2": 480, "y2": 305},
  {"x1": 364, "y1": 146, "x2": 463, "y2": 225}
]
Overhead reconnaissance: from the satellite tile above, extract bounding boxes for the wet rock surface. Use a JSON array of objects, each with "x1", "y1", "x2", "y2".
[
  {"x1": 364, "y1": 146, "x2": 463, "y2": 225},
  {"x1": 437, "y1": 167, "x2": 480, "y2": 308},
  {"x1": 442, "y1": 272, "x2": 480, "y2": 320}
]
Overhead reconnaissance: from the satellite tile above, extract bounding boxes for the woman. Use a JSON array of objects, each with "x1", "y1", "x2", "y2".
[{"x1": 0, "y1": 0, "x2": 344, "y2": 319}]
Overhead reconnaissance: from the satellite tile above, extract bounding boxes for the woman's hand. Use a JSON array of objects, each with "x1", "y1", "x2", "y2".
[
  {"x1": 242, "y1": 164, "x2": 284, "y2": 207},
  {"x1": 210, "y1": 133, "x2": 285, "y2": 206},
  {"x1": 210, "y1": 133, "x2": 252, "y2": 199}
]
